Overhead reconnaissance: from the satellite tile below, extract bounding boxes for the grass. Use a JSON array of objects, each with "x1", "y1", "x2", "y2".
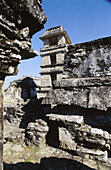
[
  {"x1": 24, "y1": 157, "x2": 31, "y2": 163},
  {"x1": 34, "y1": 147, "x2": 39, "y2": 152}
]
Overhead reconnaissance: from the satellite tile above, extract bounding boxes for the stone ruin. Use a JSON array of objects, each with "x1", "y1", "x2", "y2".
[
  {"x1": 4, "y1": 76, "x2": 42, "y2": 127},
  {"x1": 39, "y1": 25, "x2": 71, "y2": 98},
  {"x1": 1, "y1": 1, "x2": 111, "y2": 168},
  {"x1": 0, "y1": 0, "x2": 46, "y2": 169},
  {"x1": 42, "y1": 35, "x2": 111, "y2": 166},
  {"x1": 3, "y1": 23, "x2": 111, "y2": 169}
]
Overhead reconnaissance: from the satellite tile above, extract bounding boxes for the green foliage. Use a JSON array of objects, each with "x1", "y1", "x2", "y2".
[
  {"x1": 7, "y1": 79, "x2": 17, "y2": 89},
  {"x1": 34, "y1": 147, "x2": 39, "y2": 152},
  {"x1": 9, "y1": 79, "x2": 17, "y2": 85},
  {"x1": 4, "y1": 89, "x2": 7, "y2": 92},
  {"x1": 24, "y1": 157, "x2": 31, "y2": 163}
]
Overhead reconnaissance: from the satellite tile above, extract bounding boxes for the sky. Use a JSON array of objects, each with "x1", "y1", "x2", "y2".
[{"x1": 4, "y1": 0, "x2": 111, "y2": 89}]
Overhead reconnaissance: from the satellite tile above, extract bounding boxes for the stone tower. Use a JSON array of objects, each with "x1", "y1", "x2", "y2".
[{"x1": 39, "y1": 26, "x2": 71, "y2": 98}]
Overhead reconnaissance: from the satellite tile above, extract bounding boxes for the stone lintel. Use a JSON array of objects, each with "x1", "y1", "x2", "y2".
[
  {"x1": 40, "y1": 31, "x2": 71, "y2": 44},
  {"x1": 40, "y1": 71, "x2": 63, "y2": 75},
  {"x1": 40, "y1": 44, "x2": 66, "y2": 52},
  {"x1": 41, "y1": 63, "x2": 64, "y2": 68},
  {"x1": 38, "y1": 90, "x2": 50, "y2": 93},
  {"x1": 54, "y1": 76, "x2": 111, "y2": 89},
  {"x1": 42, "y1": 86, "x2": 111, "y2": 111},
  {"x1": 41, "y1": 48, "x2": 66, "y2": 56}
]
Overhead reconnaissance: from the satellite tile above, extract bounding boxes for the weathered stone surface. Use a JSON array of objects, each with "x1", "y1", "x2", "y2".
[
  {"x1": 4, "y1": 143, "x2": 12, "y2": 152},
  {"x1": 43, "y1": 89, "x2": 88, "y2": 108},
  {"x1": 10, "y1": 145, "x2": 24, "y2": 152},
  {"x1": 0, "y1": 0, "x2": 46, "y2": 78},
  {"x1": 43, "y1": 86, "x2": 111, "y2": 111},
  {"x1": 45, "y1": 114, "x2": 111, "y2": 163},
  {"x1": 4, "y1": 76, "x2": 41, "y2": 101},
  {"x1": 88, "y1": 86, "x2": 111, "y2": 110},
  {"x1": 42, "y1": 36, "x2": 111, "y2": 111},
  {"x1": 64, "y1": 37, "x2": 111, "y2": 79},
  {"x1": 59, "y1": 127, "x2": 77, "y2": 150},
  {"x1": 4, "y1": 76, "x2": 43, "y2": 127},
  {"x1": 76, "y1": 146, "x2": 108, "y2": 163},
  {"x1": 25, "y1": 119, "x2": 49, "y2": 147},
  {"x1": 46, "y1": 114, "x2": 84, "y2": 127},
  {"x1": 4, "y1": 122, "x2": 25, "y2": 144},
  {"x1": 0, "y1": 2, "x2": 46, "y2": 169},
  {"x1": 40, "y1": 26, "x2": 71, "y2": 98},
  {"x1": 54, "y1": 76, "x2": 111, "y2": 88}
]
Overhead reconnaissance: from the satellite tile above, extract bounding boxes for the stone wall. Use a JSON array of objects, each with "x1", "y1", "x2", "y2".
[
  {"x1": 4, "y1": 76, "x2": 43, "y2": 128},
  {"x1": 63, "y1": 37, "x2": 111, "y2": 79},
  {"x1": 45, "y1": 114, "x2": 111, "y2": 164},
  {"x1": 5, "y1": 76, "x2": 41, "y2": 100},
  {"x1": 41, "y1": 35, "x2": 111, "y2": 112},
  {"x1": 0, "y1": 1, "x2": 46, "y2": 169},
  {"x1": 0, "y1": 0, "x2": 46, "y2": 79},
  {"x1": 42, "y1": 36, "x2": 111, "y2": 130},
  {"x1": 25, "y1": 119, "x2": 49, "y2": 148}
]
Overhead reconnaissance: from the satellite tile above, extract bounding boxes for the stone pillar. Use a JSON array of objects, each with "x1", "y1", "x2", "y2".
[{"x1": 0, "y1": 79, "x2": 4, "y2": 170}]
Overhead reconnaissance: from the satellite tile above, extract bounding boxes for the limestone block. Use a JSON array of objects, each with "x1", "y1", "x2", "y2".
[
  {"x1": 40, "y1": 44, "x2": 66, "y2": 53},
  {"x1": 10, "y1": 145, "x2": 24, "y2": 152},
  {"x1": 58, "y1": 35, "x2": 66, "y2": 45},
  {"x1": 54, "y1": 76, "x2": 111, "y2": 88},
  {"x1": 41, "y1": 66, "x2": 63, "y2": 73},
  {"x1": 90, "y1": 128, "x2": 104, "y2": 138},
  {"x1": 59, "y1": 127, "x2": 77, "y2": 150},
  {"x1": 25, "y1": 119, "x2": 49, "y2": 148},
  {"x1": 42, "y1": 89, "x2": 88, "y2": 108},
  {"x1": 41, "y1": 47, "x2": 66, "y2": 56},
  {"x1": 0, "y1": 0, "x2": 46, "y2": 76},
  {"x1": 56, "y1": 53, "x2": 65, "y2": 64},
  {"x1": 41, "y1": 75, "x2": 51, "y2": 87},
  {"x1": 46, "y1": 114, "x2": 84, "y2": 127},
  {"x1": 64, "y1": 37, "x2": 111, "y2": 78},
  {"x1": 43, "y1": 85, "x2": 111, "y2": 111},
  {"x1": 88, "y1": 86, "x2": 111, "y2": 111},
  {"x1": 41, "y1": 55, "x2": 51, "y2": 66},
  {"x1": 83, "y1": 127, "x2": 110, "y2": 150},
  {"x1": 76, "y1": 146, "x2": 108, "y2": 163},
  {"x1": 57, "y1": 74, "x2": 63, "y2": 82}
]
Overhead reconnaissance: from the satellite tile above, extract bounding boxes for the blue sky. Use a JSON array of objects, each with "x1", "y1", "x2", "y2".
[{"x1": 5, "y1": 0, "x2": 111, "y2": 89}]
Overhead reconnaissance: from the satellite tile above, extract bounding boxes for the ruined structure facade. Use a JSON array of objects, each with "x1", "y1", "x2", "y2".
[
  {"x1": 39, "y1": 26, "x2": 71, "y2": 98},
  {"x1": 0, "y1": 0, "x2": 46, "y2": 169},
  {"x1": 3, "y1": 21, "x2": 111, "y2": 168},
  {"x1": 42, "y1": 36, "x2": 111, "y2": 166}
]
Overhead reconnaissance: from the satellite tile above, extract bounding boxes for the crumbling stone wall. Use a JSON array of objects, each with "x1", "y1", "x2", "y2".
[
  {"x1": 4, "y1": 76, "x2": 43, "y2": 127},
  {"x1": 0, "y1": 0, "x2": 46, "y2": 79},
  {"x1": 43, "y1": 37, "x2": 111, "y2": 129},
  {"x1": 0, "y1": 0, "x2": 46, "y2": 169},
  {"x1": 63, "y1": 37, "x2": 111, "y2": 79},
  {"x1": 42, "y1": 36, "x2": 111, "y2": 164},
  {"x1": 45, "y1": 114, "x2": 111, "y2": 164}
]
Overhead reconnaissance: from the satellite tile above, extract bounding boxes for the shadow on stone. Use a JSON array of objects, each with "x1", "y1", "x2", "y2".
[
  {"x1": 50, "y1": 105, "x2": 111, "y2": 133},
  {"x1": 4, "y1": 157, "x2": 95, "y2": 170}
]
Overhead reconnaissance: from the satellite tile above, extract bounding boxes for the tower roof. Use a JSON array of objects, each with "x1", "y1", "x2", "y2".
[{"x1": 40, "y1": 25, "x2": 71, "y2": 44}]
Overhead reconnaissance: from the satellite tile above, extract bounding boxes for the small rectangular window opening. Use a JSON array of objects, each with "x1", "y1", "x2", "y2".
[
  {"x1": 50, "y1": 53, "x2": 56, "y2": 65},
  {"x1": 49, "y1": 36, "x2": 58, "y2": 46},
  {"x1": 51, "y1": 74, "x2": 57, "y2": 87}
]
